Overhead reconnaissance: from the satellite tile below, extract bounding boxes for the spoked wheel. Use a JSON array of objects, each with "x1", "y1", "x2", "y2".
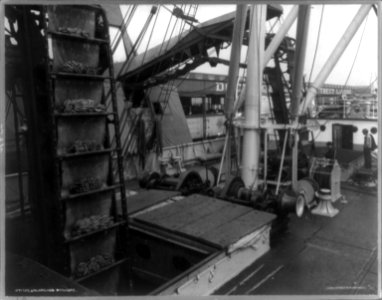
[
  {"x1": 146, "y1": 172, "x2": 161, "y2": 189},
  {"x1": 139, "y1": 172, "x2": 160, "y2": 189},
  {"x1": 176, "y1": 170, "x2": 203, "y2": 194},
  {"x1": 221, "y1": 176, "x2": 245, "y2": 198}
]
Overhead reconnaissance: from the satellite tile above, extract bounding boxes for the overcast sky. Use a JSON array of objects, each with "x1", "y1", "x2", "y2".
[{"x1": 121, "y1": 4, "x2": 377, "y2": 87}]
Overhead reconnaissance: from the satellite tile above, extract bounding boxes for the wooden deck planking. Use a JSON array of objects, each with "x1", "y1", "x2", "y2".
[
  {"x1": 134, "y1": 194, "x2": 275, "y2": 249},
  {"x1": 179, "y1": 201, "x2": 253, "y2": 237},
  {"x1": 158, "y1": 197, "x2": 235, "y2": 231},
  {"x1": 199, "y1": 210, "x2": 275, "y2": 248},
  {"x1": 134, "y1": 194, "x2": 209, "y2": 224},
  {"x1": 127, "y1": 189, "x2": 180, "y2": 215}
]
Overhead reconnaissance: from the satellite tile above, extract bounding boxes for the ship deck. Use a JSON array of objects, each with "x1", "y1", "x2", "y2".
[
  {"x1": 5, "y1": 181, "x2": 379, "y2": 296},
  {"x1": 214, "y1": 183, "x2": 379, "y2": 295},
  {"x1": 5, "y1": 152, "x2": 380, "y2": 296}
]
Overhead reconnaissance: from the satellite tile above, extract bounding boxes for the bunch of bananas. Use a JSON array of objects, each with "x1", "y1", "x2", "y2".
[
  {"x1": 69, "y1": 177, "x2": 102, "y2": 194},
  {"x1": 75, "y1": 253, "x2": 114, "y2": 278},
  {"x1": 61, "y1": 99, "x2": 105, "y2": 113},
  {"x1": 71, "y1": 214, "x2": 114, "y2": 236},
  {"x1": 60, "y1": 60, "x2": 98, "y2": 75},
  {"x1": 67, "y1": 140, "x2": 102, "y2": 153},
  {"x1": 58, "y1": 27, "x2": 90, "y2": 37}
]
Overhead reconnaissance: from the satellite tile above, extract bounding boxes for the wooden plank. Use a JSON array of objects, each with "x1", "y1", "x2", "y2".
[
  {"x1": 127, "y1": 190, "x2": 180, "y2": 215},
  {"x1": 134, "y1": 194, "x2": 208, "y2": 224},
  {"x1": 200, "y1": 210, "x2": 275, "y2": 248},
  {"x1": 133, "y1": 194, "x2": 274, "y2": 249},
  {"x1": 151, "y1": 196, "x2": 232, "y2": 231},
  {"x1": 180, "y1": 201, "x2": 252, "y2": 237}
]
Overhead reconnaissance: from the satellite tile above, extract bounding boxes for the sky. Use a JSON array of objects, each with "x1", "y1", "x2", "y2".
[{"x1": 119, "y1": 4, "x2": 378, "y2": 87}]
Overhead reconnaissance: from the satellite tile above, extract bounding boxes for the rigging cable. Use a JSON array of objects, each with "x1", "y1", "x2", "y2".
[
  {"x1": 340, "y1": 12, "x2": 369, "y2": 96},
  {"x1": 268, "y1": 15, "x2": 281, "y2": 34},
  {"x1": 118, "y1": 6, "x2": 158, "y2": 78},
  {"x1": 125, "y1": 5, "x2": 195, "y2": 158},
  {"x1": 140, "y1": 5, "x2": 161, "y2": 66},
  {"x1": 110, "y1": 5, "x2": 131, "y2": 51},
  {"x1": 111, "y1": 5, "x2": 136, "y2": 54},
  {"x1": 124, "y1": 4, "x2": 180, "y2": 156},
  {"x1": 121, "y1": 2, "x2": 161, "y2": 158},
  {"x1": 307, "y1": 5, "x2": 325, "y2": 84},
  {"x1": 300, "y1": 6, "x2": 334, "y2": 135},
  {"x1": 296, "y1": 5, "x2": 324, "y2": 117},
  {"x1": 155, "y1": 5, "x2": 198, "y2": 121},
  {"x1": 143, "y1": 4, "x2": 178, "y2": 101},
  {"x1": 159, "y1": 6, "x2": 194, "y2": 120},
  {"x1": 300, "y1": 5, "x2": 325, "y2": 117}
]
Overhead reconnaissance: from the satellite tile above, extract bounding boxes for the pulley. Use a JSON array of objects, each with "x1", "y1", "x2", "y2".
[
  {"x1": 138, "y1": 170, "x2": 204, "y2": 195},
  {"x1": 220, "y1": 176, "x2": 245, "y2": 199},
  {"x1": 278, "y1": 189, "x2": 305, "y2": 218},
  {"x1": 296, "y1": 177, "x2": 319, "y2": 208}
]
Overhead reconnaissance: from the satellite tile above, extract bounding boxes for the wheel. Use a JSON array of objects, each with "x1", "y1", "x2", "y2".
[
  {"x1": 221, "y1": 176, "x2": 245, "y2": 199},
  {"x1": 208, "y1": 166, "x2": 219, "y2": 187},
  {"x1": 296, "y1": 177, "x2": 318, "y2": 207},
  {"x1": 146, "y1": 172, "x2": 161, "y2": 189},
  {"x1": 176, "y1": 170, "x2": 203, "y2": 194},
  {"x1": 138, "y1": 172, "x2": 150, "y2": 188},
  {"x1": 279, "y1": 189, "x2": 305, "y2": 217}
]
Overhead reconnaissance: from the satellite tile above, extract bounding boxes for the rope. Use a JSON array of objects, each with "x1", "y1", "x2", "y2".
[
  {"x1": 111, "y1": 5, "x2": 136, "y2": 54},
  {"x1": 143, "y1": 4, "x2": 179, "y2": 102},
  {"x1": 268, "y1": 16, "x2": 281, "y2": 34},
  {"x1": 308, "y1": 5, "x2": 325, "y2": 84},
  {"x1": 154, "y1": 6, "x2": 185, "y2": 120},
  {"x1": 6, "y1": 92, "x2": 12, "y2": 120},
  {"x1": 118, "y1": 6, "x2": 157, "y2": 78},
  {"x1": 340, "y1": 12, "x2": 369, "y2": 96},
  {"x1": 157, "y1": 5, "x2": 199, "y2": 121},
  {"x1": 110, "y1": 6, "x2": 130, "y2": 50},
  {"x1": 140, "y1": 6, "x2": 161, "y2": 66}
]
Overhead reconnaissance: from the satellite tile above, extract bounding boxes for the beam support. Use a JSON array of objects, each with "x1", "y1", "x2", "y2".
[
  {"x1": 223, "y1": 4, "x2": 247, "y2": 179},
  {"x1": 291, "y1": 5, "x2": 311, "y2": 191},
  {"x1": 241, "y1": 5, "x2": 266, "y2": 188},
  {"x1": 299, "y1": 4, "x2": 372, "y2": 115},
  {"x1": 234, "y1": 5, "x2": 298, "y2": 113}
]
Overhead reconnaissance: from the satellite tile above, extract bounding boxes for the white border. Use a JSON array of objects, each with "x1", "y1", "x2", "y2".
[{"x1": 0, "y1": 1, "x2": 380, "y2": 299}]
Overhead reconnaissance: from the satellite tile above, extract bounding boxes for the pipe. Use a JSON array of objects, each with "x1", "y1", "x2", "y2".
[
  {"x1": 263, "y1": 129, "x2": 268, "y2": 185},
  {"x1": 241, "y1": 5, "x2": 266, "y2": 188},
  {"x1": 233, "y1": 5, "x2": 298, "y2": 114},
  {"x1": 290, "y1": 5, "x2": 311, "y2": 118},
  {"x1": 276, "y1": 130, "x2": 289, "y2": 195},
  {"x1": 299, "y1": 4, "x2": 372, "y2": 115},
  {"x1": 223, "y1": 4, "x2": 247, "y2": 179},
  {"x1": 263, "y1": 5, "x2": 299, "y2": 69},
  {"x1": 217, "y1": 130, "x2": 229, "y2": 184},
  {"x1": 291, "y1": 5, "x2": 311, "y2": 191},
  {"x1": 225, "y1": 4, "x2": 247, "y2": 117}
]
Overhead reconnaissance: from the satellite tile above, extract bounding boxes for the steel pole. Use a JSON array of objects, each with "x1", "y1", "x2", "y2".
[
  {"x1": 225, "y1": 4, "x2": 247, "y2": 117},
  {"x1": 234, "y1": 5, "x2": 298, "y2": 114},
  {"x1": 299, "y1": 4, "x2": 372, "y2": 115},
  {"x1": 241, "y1": 5, "x2": 266, "y2": 188},
  {"x1": 263, "y1": 5, "x2": 299, "y2": 69},
  {"x1": 223, "y1": 4, "x2": 247, "y2": 179},
  {"x1": 291, "y1": 5, "x2": 311, "y2": 191},
  {"x1": 290, "y1": 5, "x2": 311, "y2": 118}
]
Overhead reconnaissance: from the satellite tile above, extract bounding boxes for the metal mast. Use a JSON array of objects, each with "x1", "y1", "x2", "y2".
[{"x1": 241, "y1": 5, "x2": 266, "y2": 188}]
